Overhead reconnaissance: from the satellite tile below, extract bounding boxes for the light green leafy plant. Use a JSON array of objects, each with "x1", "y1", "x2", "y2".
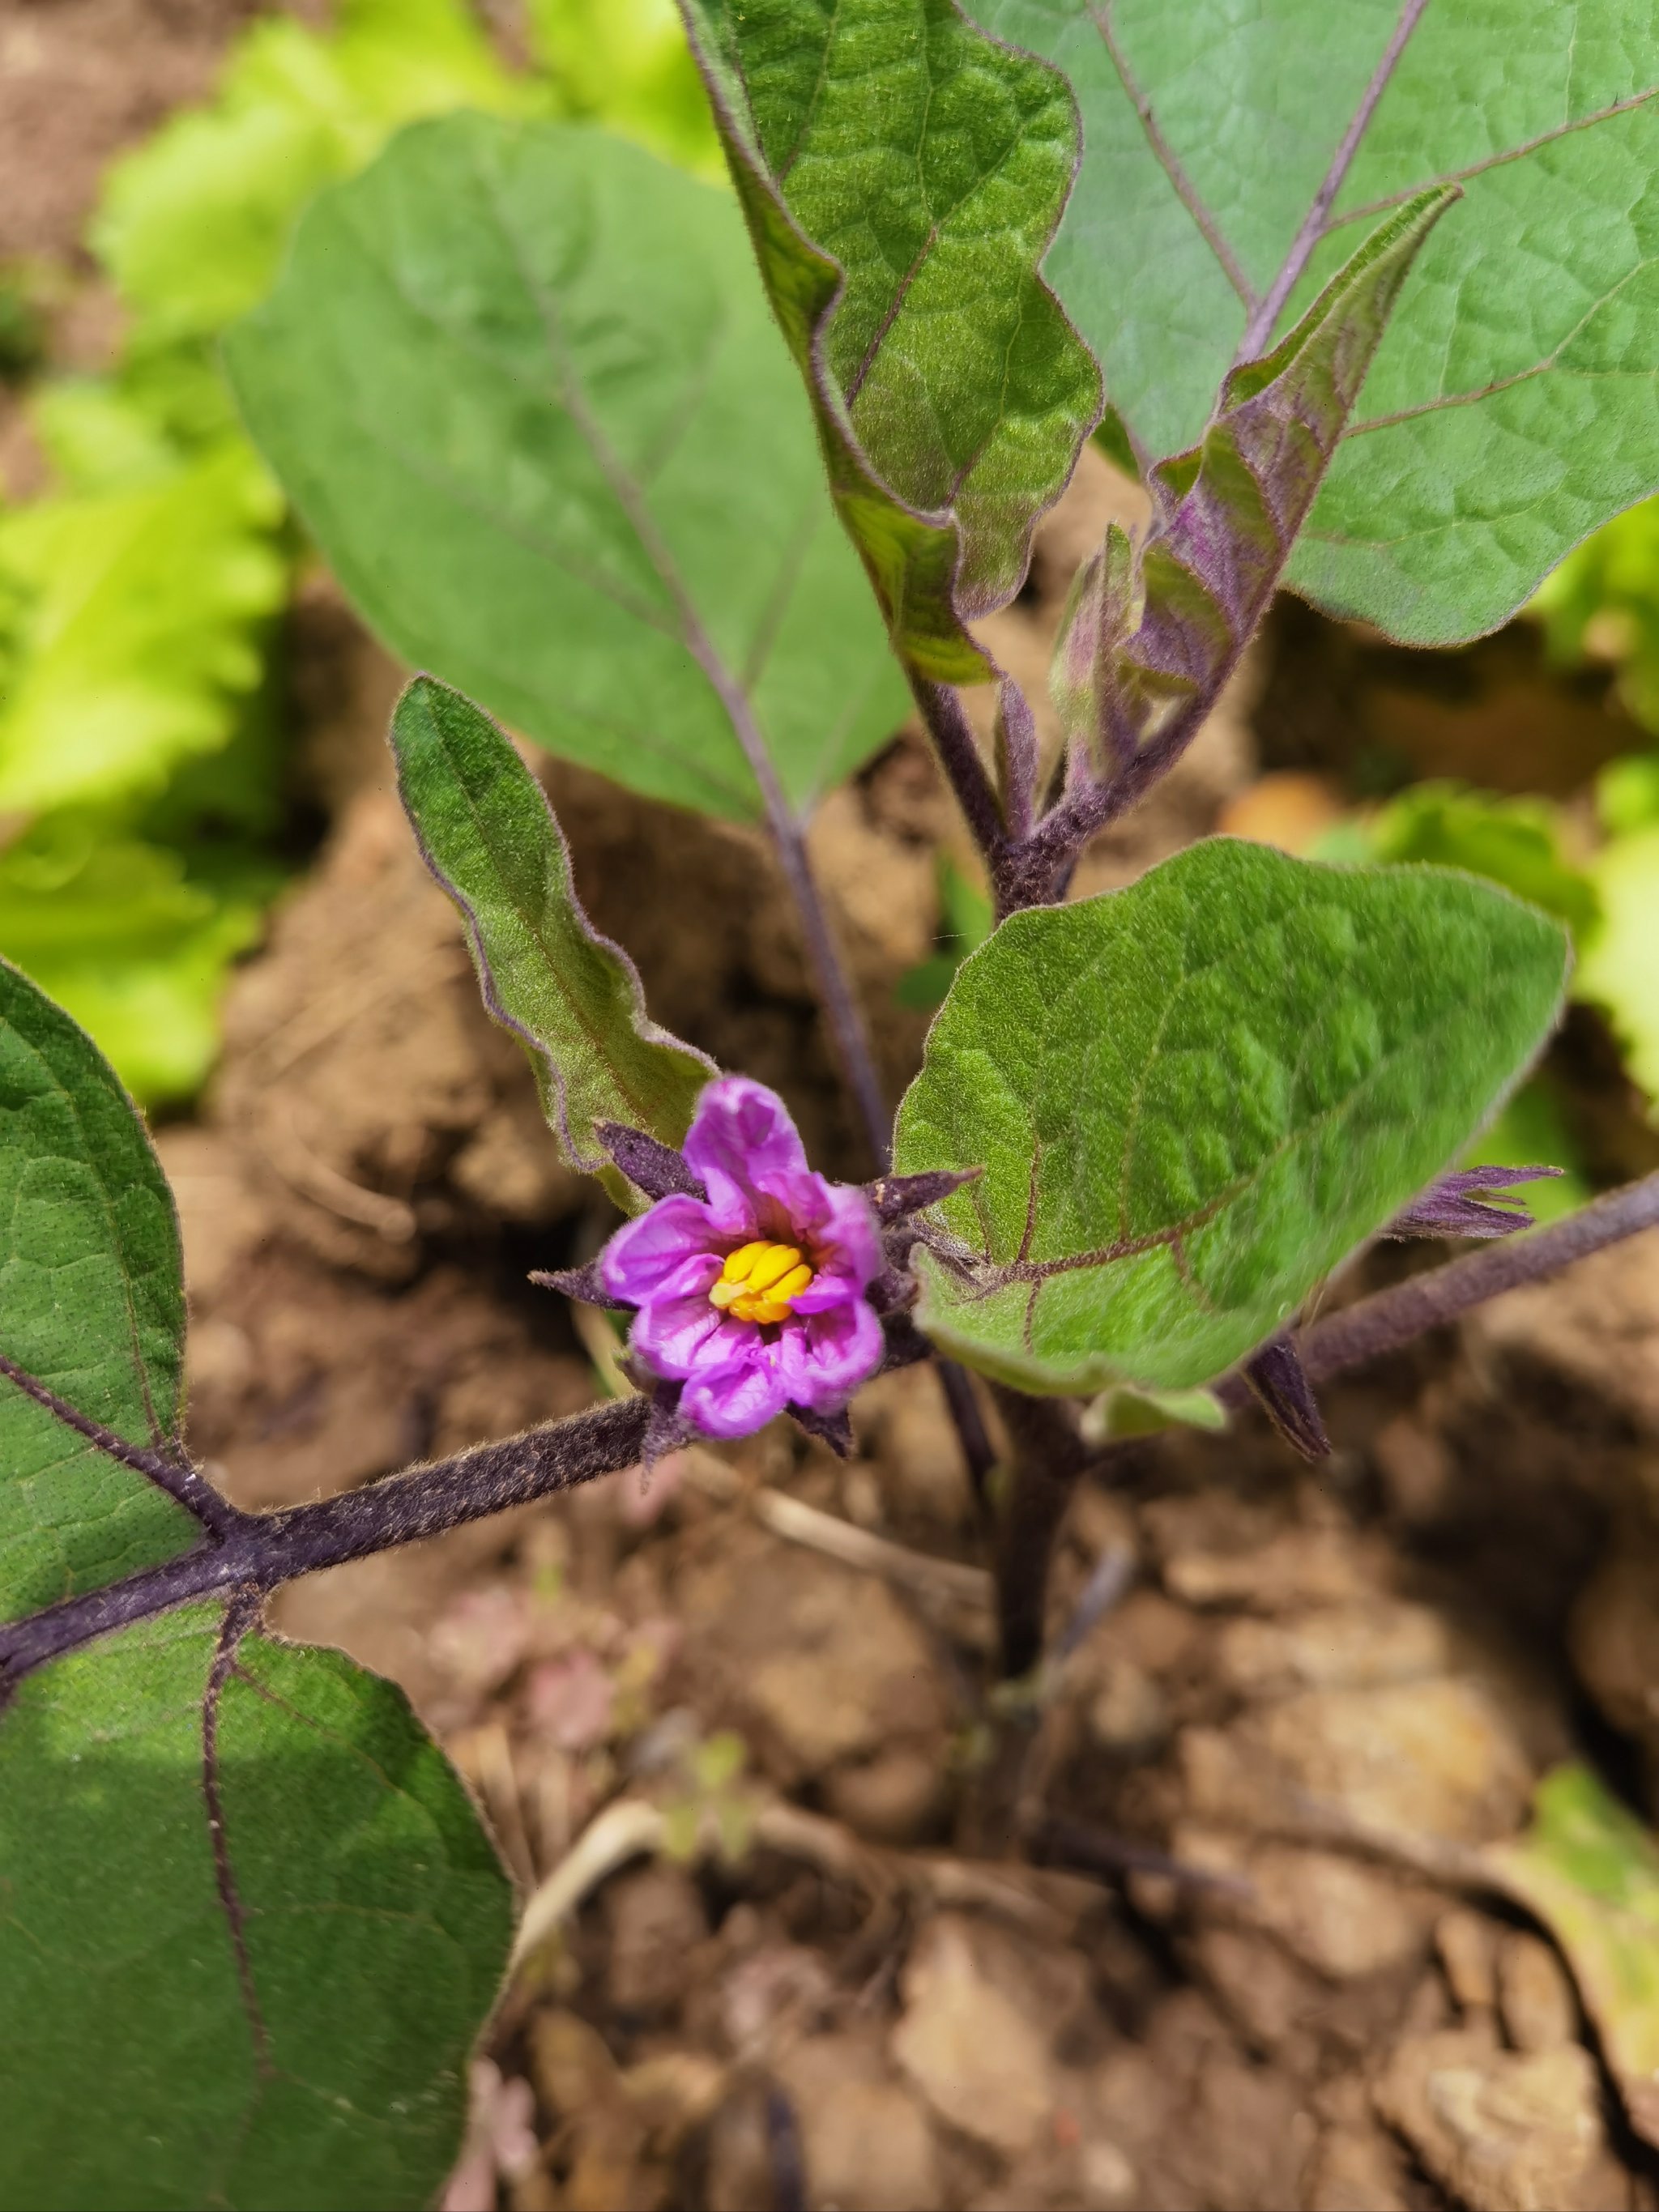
[{"x1": 0, "y1": 0, "x2": 714, "y2": 1105}]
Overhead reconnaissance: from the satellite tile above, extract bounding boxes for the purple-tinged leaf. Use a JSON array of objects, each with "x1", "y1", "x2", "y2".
[
  {"x1": 1242, "y1": 1334, "x2": 1331, "y2": 1463},
  {"x1": 392, "y1": 676, "x2": 714, "y2": 1213},
  {"x1": 1040, "y1": 187, "x2": 1455, "y2": 864},
  {"x1": 595, "y1": 1122, "x2": 708, "y2": 1205},
  {"x1": 1384, "y1": 1164, "x2": 1562, "y2": 1242}
]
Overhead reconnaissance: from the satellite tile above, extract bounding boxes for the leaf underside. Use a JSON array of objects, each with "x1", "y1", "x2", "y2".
[
  {"x1": 970, "y1": 0, "x2": 1659, "y2": 643},
  {"x1": 0, "y1": 964, "x2": 513, "y2": 2208},
  {"x1": 679, "y1": 0, "x2": 1102, "y2": 680},
  {"x1": 393, "y1": 674, "x2": 714, "y2": 1197},
  {"x1": 227, "y1": 113, "x2": 906, "y2": 821},
  {"x1": 893, "y1": 840, "x2": 1569, "y2": 1395}
]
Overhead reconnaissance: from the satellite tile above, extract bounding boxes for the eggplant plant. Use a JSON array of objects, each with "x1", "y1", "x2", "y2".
[{"x1": 6, "y1": 4, "x2": 1659, "y2": 2202}]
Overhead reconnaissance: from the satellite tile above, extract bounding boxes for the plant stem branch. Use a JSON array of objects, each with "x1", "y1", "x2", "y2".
[
  {"x1": 1258, "y1": 1166, "x2": 1659, "y2": 1395},
  {"x1": 910, "y1": 677, "x2": 1011, "y2": 872},
  {"x1": 987, "y1": 1384, "x2": 1094, "y2": 1678},
  {"x1": 1235, "y1": 0, "x2": 1431, "y2": 360},
  {"x1": 0, "y1": 1397, "x2": 649, "y2": 1697}
]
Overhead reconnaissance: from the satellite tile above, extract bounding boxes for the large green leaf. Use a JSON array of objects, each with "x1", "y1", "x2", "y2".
[
  {"x1": 0, "y1": 963, "x2": 514, "y2": 2204},
  {"x1": 893, "y1": 840, "x2": 1568, "y2": 1394},
  {"x1": 0, "y1": 1606, "x2": 512, "y2": 2210},
  {"x1": 678, "y1": 0, "x2": 1101, "y2": 680},
  {"x1": 227, "y1": 113, "x2": 906, "y2": 820},
  {"x1": 0, "y1": 963, "x2": 193, "y2": 1622},
  {"x1": 392, "y1": 676, "x2": 714, "y2": 1193},
  {"x1": 970, "y1": 0, "x2": 1659, "y2": 644}
]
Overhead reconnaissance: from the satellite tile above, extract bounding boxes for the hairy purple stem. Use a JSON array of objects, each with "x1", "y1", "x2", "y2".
[
  {"x1": 909, "y1": 677, "x2": 1011, "y2": 874},
  {"x1": 708, "y1": 667, "x2": 893, "y2": 1170},
  {"x1": 0, "y1": 1396, "x2": 649, "y2": 1695},
  {"x1": 987, "y1": 1384, "x2": 1094, "y2": 1678},
  {"x1": 1261, "y1": 1166, "x2": 1659, "y2": 1396},
  {"x1": 1235, "y1": 0, "x2": 1432, "y2": 360}
]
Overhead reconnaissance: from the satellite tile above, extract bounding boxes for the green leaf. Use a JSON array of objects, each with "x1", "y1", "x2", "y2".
[
  {"x1": 970, "y1": 0, "x2": 1659, "y2": 645},
  {"x1": 0, "y1": 962, "x2": 192, "y2": 1622},
  {"x1": 228, "y1": 113, "x2": 907, "y2": 822},
  {"x1": 0, "y1": 1605, "x2": 512, "y2": 2209},
  {"x1": 678, "y1": 0, "x2": 1101, "y2": 680},
  {"x1": 529, "y1": 0, "x2": 723, "y2": 178},
  {"x1": 1580, "y1": 823, "x2": 1659, "y2": 1110},
  {"x1": 1486, "y1": 1762, "x2": 1659, "y2": 2150},
  {"x1": 393, "y1": 676, "x2": 714, "y2": 1191},
  {"x1": 0, "y1": 439, "x2": 287, "y2": 813},
  {"x1": 0, "y1": 962, "x2": 514, "y2": 2201},
  {"x1": 92, "y1": 0, "x2": 544, "y2": 360},
  {"x1": 0, "y1": 820, "x2": 268, "y2": 1109},
  {"x1": 1051, "y1": 191, "x2": 1450, "y2": 800},
  {"x1": 892, "y1": 839, "x2": 1568, "y2": 1394},
  {"x1": 1367, "y1": 782, "x2": 1601, "y2": 941}
]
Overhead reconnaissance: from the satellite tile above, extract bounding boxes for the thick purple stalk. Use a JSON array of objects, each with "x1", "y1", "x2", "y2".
[
  {"x1": 1270, "y1": 1167, "x2": 1659, "y2": 1392},
  {"x1": 0, "y1": 1398, "x2": 649, "y2": 1695}
]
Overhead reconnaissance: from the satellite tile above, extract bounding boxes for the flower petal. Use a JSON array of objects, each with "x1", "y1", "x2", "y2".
[
  {"x1": 777, "y1": 1296, "x2": 884, "y2": 1411},
  {"x1": 683, "y1": 1076, "x2": 808, "y2": 1225},
  {"x1": 630, "y1": 1289, "x2": 727, "y2": 1379},
  {"x1": 682, "y1": 1344, "x2": 789, "y2": 1438},
  {"x1": 758, "y1": 1168, "x2": 882, "y2": 1294},
  {"x1": 601, "y1": 1195, "x2": 723, "y2": 1305}
]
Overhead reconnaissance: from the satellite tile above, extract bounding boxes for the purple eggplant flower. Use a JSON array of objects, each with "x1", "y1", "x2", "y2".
[{"x1": 599, "y1": 1077, "x2": 883, "y2": 1441}]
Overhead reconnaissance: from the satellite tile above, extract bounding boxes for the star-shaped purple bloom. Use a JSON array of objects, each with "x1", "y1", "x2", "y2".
[{"x1": 599, "y1": 1077, "x2": 884, "y2": 1440}]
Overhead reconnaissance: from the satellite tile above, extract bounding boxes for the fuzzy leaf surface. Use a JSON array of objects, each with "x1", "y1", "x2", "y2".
[
  {"x1": 393, "y1": 676, "x2": 713, "y2": 1192},
  {"x1": 971, "y1": 0, "x2": 1659, "y2": 643},
  {"x1": 0, "y1": 963, "x2": 192, "y2": 1622},
  {"x1": 678, "y1": 0, "x2": 1100, "y2": 680},
  {"x1": 893, "y1": 841, "x2": 1568, "y2": 1394},
  {"x1": 227, "y1": 113, "x2": 905, "y2": 820},
  {"x1": 0, "y1": 1606, "x2": 512, "y2": 2210}
]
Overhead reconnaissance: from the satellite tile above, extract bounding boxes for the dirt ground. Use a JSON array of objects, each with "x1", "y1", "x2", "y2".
[{"x1": 17, "y1": 8, "x2": 1659, "y2": 2210}]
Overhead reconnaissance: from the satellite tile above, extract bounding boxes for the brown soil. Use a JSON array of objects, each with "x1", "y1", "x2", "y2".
[{"x1": 21, "y1": 15, "x2": 1659, "y2": 2209}]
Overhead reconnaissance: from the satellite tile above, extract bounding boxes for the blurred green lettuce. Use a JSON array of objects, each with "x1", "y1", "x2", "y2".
[{"x1": 0, "y1": 0, "x2": 714, "y2": 1106}]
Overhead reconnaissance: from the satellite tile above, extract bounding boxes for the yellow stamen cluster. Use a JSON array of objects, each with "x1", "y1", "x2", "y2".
[{"x1": 709, "y1": 1240, "x2": 814, "y2": 1325}]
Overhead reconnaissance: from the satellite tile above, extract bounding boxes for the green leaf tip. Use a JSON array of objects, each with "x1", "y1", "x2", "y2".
[
  {"x1": 893, "y1": 838, "x2": 1569, "y2": 1396},
  {"x1": 677, "y1": 0, "x2": 1102, "y2": 681},
  {"x1": 392, "y1": 675, "x2": 714, "y2": 1202}
]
